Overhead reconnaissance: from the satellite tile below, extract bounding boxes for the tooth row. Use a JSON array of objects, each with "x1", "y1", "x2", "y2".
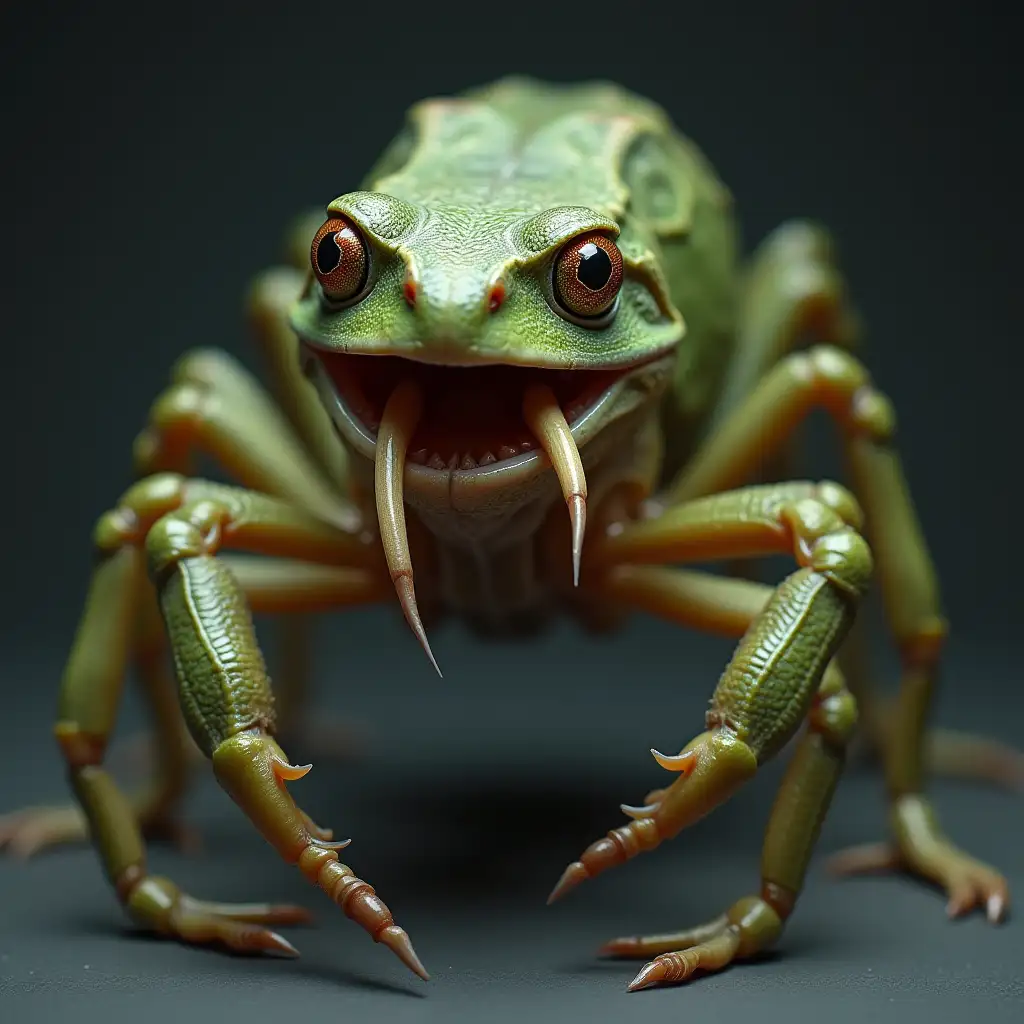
[{"x1": 407, "y1": 440, "x2": 535, "y2": 470}]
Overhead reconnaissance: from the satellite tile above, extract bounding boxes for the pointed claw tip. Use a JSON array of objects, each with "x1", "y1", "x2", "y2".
[
  {"x1": 547, "y1": 861, "x2": 587, "y2": 904},
  {"x1": 379, "y1": 926, "x2": 430, "y2": 980},
  {"x1": 267, "y1": 931, "x2": 301, "y2": 958},
  {"x1": 987, "y1": 893, "x2": 1007, "y2": 923},
  {"x1": 627, "y1": 960, "x2": 665, "y2": 992}
]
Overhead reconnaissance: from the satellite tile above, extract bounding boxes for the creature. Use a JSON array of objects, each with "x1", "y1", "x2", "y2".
[{"x1": 1, "y1": 77, "x2": 1017, "y2": 992}]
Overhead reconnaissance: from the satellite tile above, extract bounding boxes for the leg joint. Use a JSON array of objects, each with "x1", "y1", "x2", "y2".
[
  {"x1": 727, "y1": 894, "x2": 784, "y2": 957},
  {"x1": 781, "y1": 498, "x2": 874, "y2": 599},
  {"x1": 791, "y1": 346, "x2": 896, "y2": 442},
  {"x1": 92, "y1": 474, "x2": 187, "y2": 553},
  {"x1": 145, "y1": 499, "x2": 231, "y2": 585},
  {"x1": 54, "y1": 720, "x2": 107, "y2": 767},
  {"x1": 810, "y1": 688, "x2": 859, "y2": 748}
]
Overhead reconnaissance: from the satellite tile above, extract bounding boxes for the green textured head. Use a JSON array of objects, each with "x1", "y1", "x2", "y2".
[{"x1": 289, "y1": 101, "x2": 687, "y2": 531}]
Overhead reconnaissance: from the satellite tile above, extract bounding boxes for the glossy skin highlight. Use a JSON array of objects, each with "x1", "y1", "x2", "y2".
[{"x1": 1, "y1": 77, "x2": 1018, "y2": 992}]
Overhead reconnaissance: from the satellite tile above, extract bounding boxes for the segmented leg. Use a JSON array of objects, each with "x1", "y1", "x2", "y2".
[
  {"x1": 0, "y1": 580, "x2": 195, "y2": 857},
  {"x1": 1, "y1": 346, "x2": 362, "y2": 857},
  {"x1": 665, "y1": 340, "x2": 1011, "y2": 919},
  {"x1": 550, "y1": 483, "x2": 870, "y2": 988},
  {"x1": 54, "y1": 473, "x2": 426, "y2": 978}
]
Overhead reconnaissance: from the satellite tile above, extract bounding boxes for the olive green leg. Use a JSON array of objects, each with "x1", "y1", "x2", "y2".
[
  {"x1": 54, "y1": 473, "x2": 425, "y2": 976},
  {"x1": 1, "y1": 347, "x2": 363, "y2": 857},
  {"x1": 0, "y1": 578, "x2": 197, "y2": 858},
  {"x1": 549, "y1": 483, "x2": 870, "y2": 990},
  {"x1": 664, "y1": 345, "x2": 1011, "y2": 920},
  {"x1": 134, "y1": 345, "x2": 356, "y2": 529},
  {"x1": 701, "y1": 221, "x2": 1021, "y2": 792}
]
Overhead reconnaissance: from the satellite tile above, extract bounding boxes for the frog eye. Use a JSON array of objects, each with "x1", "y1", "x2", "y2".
[
  {"x1": 310, "y1": 217, "x2": 369, "y2": 303},
  {"x1": 553, "y1": 232, "x2": 623, "y2": 321}
]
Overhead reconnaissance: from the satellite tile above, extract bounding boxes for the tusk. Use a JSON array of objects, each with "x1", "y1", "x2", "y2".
[
  {"x1": 523, "y1": 383, "x2": 587, "y2": 587},
  {"x1": 375, "y1": 379, "x2": 441, "y2": 676}
]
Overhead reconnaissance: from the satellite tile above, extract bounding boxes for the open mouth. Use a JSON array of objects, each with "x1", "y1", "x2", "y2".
[
  {"x1": 302, "y1": 345, "x2": 669, "y2": 676},
  {"x1": 313, "y1": 351, "x2": 625, "y2": 472}
]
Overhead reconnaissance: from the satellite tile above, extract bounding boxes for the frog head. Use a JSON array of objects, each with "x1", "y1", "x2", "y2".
[{"x1": 289, "y1": 188, "x2": 682, "y2": 660}]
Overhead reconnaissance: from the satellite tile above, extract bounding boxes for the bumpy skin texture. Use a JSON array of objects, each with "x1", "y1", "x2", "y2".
[{"x1": 1, "y1": 76, "x2": 1016, "y2": 991}]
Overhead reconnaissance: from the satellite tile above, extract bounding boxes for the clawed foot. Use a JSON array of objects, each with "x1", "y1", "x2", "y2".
[
  {"x1": 827, "y1": 794, "x2": 1009, "y2": 923},
  {"x1": 602, "y1": 914, "x2": 739, "y2": 990},
  {"x1": 600, "y1": 896, "x2": 781, "y2": 991},
  {"x1": 126, "y1": 875, "x2": 313, "y2": 956}
]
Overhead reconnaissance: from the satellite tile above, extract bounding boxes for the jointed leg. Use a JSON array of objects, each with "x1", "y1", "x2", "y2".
[
  {"x1": 665, "y1": 342, "x2": 1011, "y2": 919},
  {"x1": 2, "y1": 348, "x2": 365, "y2": 857},
  {"x1": 0, "y1": 583, "x2": 194, "y2": 858},
  {"x1": 53, "y1": 474, "x2": 425, "y2": 977},
  {"x1": 549, "y1": 483, "x2": 869, "y2": 989}
]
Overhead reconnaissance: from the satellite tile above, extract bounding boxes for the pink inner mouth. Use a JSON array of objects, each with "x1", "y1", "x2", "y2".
[{"x1": 317, "y1": 351, "x2": 623, "y2": 471}]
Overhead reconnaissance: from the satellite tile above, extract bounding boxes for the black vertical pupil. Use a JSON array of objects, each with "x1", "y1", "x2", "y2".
[
  {"x1": 576, "y1": 242, "x2": 612, "y2": 291},
  {"x1": 316, "y1": 232, "x2": 342, "y2": 274}
]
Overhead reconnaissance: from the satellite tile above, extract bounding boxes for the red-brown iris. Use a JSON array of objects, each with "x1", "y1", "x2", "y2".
[
  {"x1": 310, "y1": 216, "x2": 369, "y2": 303},
  {"x1": 553, "y1": 232, "x2": 623, "y2": 319}
]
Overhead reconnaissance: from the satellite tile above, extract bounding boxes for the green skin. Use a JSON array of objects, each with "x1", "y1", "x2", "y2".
[{"x1": 0, "y1": 76, "x2": 1015, "y2": 991}]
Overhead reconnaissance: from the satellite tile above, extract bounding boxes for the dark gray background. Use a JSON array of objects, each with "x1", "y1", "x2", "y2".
[{"x1": 1, "y1": 2, "x2": 1021, "y2": 1022}]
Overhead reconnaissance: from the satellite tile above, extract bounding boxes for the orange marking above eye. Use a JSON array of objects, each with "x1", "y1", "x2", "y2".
[
  {"x1": 554, "y1": 233, "x2": 623, "y2": 319},
  {"x1": 310, "y1": 216, "x2": 369, "y2": 303}
]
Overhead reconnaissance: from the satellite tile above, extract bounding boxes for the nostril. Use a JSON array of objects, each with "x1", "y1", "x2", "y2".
[{"x1": 488, "y1": 279, "x2": 506, "y2": 314}]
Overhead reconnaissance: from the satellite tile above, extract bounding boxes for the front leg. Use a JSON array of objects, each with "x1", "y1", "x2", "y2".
[
  {"x1": 667, "y1": 345, "x2": 1011, "y2": 921},
  {"x1": 54, "y1": 474, "x2": 426, "y2": 980},
  {"x1": 549, "y1": 484, "x2": 869, "y2": 989}
]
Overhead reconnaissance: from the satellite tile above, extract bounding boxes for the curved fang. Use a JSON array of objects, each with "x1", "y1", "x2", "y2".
[
  {"x1": 523, "y1": 383, "x2": 588, "y2": 587},
  {"x1": 375, "y1": 379, "x2": 441, "y2": 676}
]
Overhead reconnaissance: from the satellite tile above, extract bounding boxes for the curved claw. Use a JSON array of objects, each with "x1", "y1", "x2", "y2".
[
  {"x1": 548, "y1": 731, "x2": 758, "y2": 909},
  {"x1": 619, "y1": 802, "x2": 659, "y2": 820},
  {"x1": 651, "y1": 748, "x2": 698, "y2": 773}
]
